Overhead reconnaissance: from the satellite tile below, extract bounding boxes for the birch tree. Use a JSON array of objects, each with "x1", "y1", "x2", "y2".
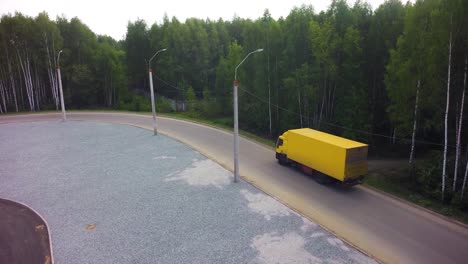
[
  {"x1": 441, "y1": 15, "x2": 453, "y2": 201},
  {"x1": 409, "y1": 80, "x2": 420, "y2": 167},
  {"x1": 461, "y1": 58, "x2": 468, "y2": 198},
  {"x1": 453, "y1": 56, "x2": 466, "y2": 193}
]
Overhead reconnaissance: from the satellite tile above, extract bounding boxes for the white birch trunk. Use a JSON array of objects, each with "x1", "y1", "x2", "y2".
[
  {"x1": 52, "y1": 40, "x2": 60, "y2": 109},
  {"x1": 33, "y1": 64, "x2": 40, "y2": 111},
  {"x1": 6, "y1": 48, "x2": 18, "y2": 112},
  {"x1": 16, "y1": 59, "x2": 24, "y2": 108},
  {"x1": 25, "y1": 56, "x2": 36, "y2": 111},
  {"x1": 409, "y1": 80, "x2": 420, "y2": 166},
  {"x1": 319, "y1": 71, "x2": 327, "y2": 125},
  {"x1": 267, "y1": 34, "x2": 272, "y2": 135},
  {"x1": 0, "y1": 80, "x2": 6, "y2": 113},
  {"x1": 48, "y1": 68, "x2": 58, "y2": 109},
  {"x1": 463, "y1": 162, "x2": 468, "y2": 198},
  {"x1": 453, "y1": 57, "x2": 466, "y2": 192},
  {"x1": 461, "y1": 57, "x2": 468, "y2": 198},
  {"x1": 1, "y1": 68, "x2": 10, "y2": 104},
  {"x1": 269, "y1": 84, "x2": 272, "y2": 135},
  {"x1": 17, "y1": 51, "x2": 33, "y2": 111},
  {"x1": 45, "y1": 36, "x2": 59, "y2": 109},
  {"x1": 319, "y1": 88, "x2": 326, "y2": 125},
  {"x1": 442, "y1": 25, "x2": 452, "y2": 201},
  {"x1": 275, "y1": 56, "x2": 279, "y2": 128}
]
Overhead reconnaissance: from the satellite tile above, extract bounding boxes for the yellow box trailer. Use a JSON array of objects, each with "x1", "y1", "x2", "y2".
[{"x1": 275, "y1": 128, "x2": 368, "y2": 185}]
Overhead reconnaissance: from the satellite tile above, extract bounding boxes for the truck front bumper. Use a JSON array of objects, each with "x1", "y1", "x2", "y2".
[
  {"x1": 275, "y1": 152, "x2": 282, "y2": 160},
  {"x1": 343, "y1": 176, "x2": 364, "y2": 186}
]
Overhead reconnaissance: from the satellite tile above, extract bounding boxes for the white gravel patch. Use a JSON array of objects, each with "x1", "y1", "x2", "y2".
[
  {"x1": 250, "y1": 232, "x2": 322, "y2": 264},
  {"x1": 153, "y1": 156, "x2": 176, "y2": 160},
  {"x1": 327, "y1": 237, "x2": 351, "y2": 252},
  {"x1": 164, "y1": 159, "x2": 231, "y2": 189},
  {"x1": 240, "y1": 189, "x2": 291, "y2": 221},
  {"x1": 300, "y1": 216, "x2": 318, "y2": 233},
  {"x1": 310, "y1": 232, "x2": 326, "y2": 238},
  {"x1": 325, "y1": 259, "x2": 343, "y2": 264}
]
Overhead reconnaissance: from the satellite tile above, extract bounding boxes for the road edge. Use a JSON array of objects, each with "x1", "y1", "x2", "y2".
[{"x1": 361, "y1": 184, "x2": 468, "y2": 232}]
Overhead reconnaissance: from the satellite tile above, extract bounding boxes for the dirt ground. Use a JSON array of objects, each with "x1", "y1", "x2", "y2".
[{"x1": 0, "y1": 198, "x2": 51, "y2": 264}]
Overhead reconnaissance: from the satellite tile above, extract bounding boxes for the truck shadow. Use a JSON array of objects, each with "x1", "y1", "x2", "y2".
[{"x1": 292, "y1": 166, "x2": 363, "y2": 196}]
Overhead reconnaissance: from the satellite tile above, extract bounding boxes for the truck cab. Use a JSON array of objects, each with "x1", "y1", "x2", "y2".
[{"x1": 275, "y1": 132, "x2": 288, "y2": 165}]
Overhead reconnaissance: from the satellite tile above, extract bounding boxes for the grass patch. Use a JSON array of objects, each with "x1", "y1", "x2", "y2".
[{"x1": 364, "y1": 168, "x2": 468, "y2": 225}]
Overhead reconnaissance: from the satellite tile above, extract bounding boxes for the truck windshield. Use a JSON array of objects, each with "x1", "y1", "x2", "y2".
[{"x1": 276, "y1": 138, "x2": 283, "y2": 148}]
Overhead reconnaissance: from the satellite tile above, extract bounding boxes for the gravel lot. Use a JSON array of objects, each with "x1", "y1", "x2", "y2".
[{"x1": 0, "y1": 121, "x2": 376, "y2": 264}]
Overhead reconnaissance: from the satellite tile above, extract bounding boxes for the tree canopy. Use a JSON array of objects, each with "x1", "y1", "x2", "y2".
[{"x1": 1, "y1": 0, "x2": 468, "y2": 202}]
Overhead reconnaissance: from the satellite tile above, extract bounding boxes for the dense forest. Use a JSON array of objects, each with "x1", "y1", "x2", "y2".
[{"x1": 1, "y1": 0, "x2": 468, "y2": 205}]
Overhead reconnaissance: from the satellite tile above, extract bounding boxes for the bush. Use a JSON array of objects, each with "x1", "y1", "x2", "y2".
[
  {"x1": 119, "y1": 94, "x2": 150, "y2": 112},
  {"x1": 155, "y1": 97, "x2": 173, "y2": 113},
  {"x1": 414, "y1": 150, "x2": 458, "y2": 203},
  {"x1": 452, "y1": 194, "x2": 468, "y2": 211},
  {"x1": 213, "y1": 117, "x2": 233, "y2": 127},
  {"x1": 200, "y1": 99, "x2": 221, "y2": 118}
]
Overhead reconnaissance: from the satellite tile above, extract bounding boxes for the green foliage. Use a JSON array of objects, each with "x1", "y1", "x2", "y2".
[
  {"x1": 414, "y1": 150, "x2": 462, "y2": 204},
  {"x1": 119, "y1": 93, "x2": 173, "y2": 113},
  {"x1": 119, "y1": 95, "x2": 150, "y2": 112},
  {"x1": 365, "y1": 163, "x2": 468, "y2": 224},
  {"x1": 415, "y1": 151, "x2": 445, "y2": 197},
  {"x1": 185, "y1": 86, "x2": 197, "y2": 112},
  {"x1": 124, "y1": 19, "x2": 150, "y2": 91},
  {"x1": 200, "y1": 87, "x2": 220, "y2": 118},
  {"x1": 156, "y1": 96, "x2": 173, "y2": 113}
]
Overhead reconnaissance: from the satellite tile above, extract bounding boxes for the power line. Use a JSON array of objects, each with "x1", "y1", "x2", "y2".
[
  {"x1": 153, "y1": 75, "x2": 204, "y2": 95},
  {"x1": 151, "y1": 75, "x2": 451, "y2": 148},
  {"x1": 238, "y1": 86, "x2": 452, "y2": 148}
]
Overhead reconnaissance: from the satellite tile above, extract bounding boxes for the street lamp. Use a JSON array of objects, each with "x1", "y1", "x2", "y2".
[
  {"x1": 57, "y1": 50, "x2": 66, "y2": 121},
  {"x1": 148, "y1": 48, "x2": 167, "y2": 135},
  {"x1": 233, "y1": 48, "x2": 263, "y2": 183}
]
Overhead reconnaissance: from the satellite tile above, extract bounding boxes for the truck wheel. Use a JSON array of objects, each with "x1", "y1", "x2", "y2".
[
  {"x1": 314, "y1": 173, "x2": 333, "y2": 185},
  {"x1": 278, "y1": 157, "x2": 286, "y2": 166},
  {"x1": 277, "y1": 154, "x2": 288, "y2": 166}
]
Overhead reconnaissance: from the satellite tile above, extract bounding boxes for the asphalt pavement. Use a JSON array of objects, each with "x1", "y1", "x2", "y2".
[{"x1": 0, "y1": 121, "x2": 375, "y2": 264}]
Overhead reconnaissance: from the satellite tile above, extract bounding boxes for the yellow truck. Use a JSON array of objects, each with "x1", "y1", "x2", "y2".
[{"x1": 275, "y1": 128, "x2": 368, "y2": 185}]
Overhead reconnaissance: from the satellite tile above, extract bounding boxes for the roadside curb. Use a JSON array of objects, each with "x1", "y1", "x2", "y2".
[
  {"x1": 361, "y1": 184, "x2": 468, "y2": 231},
  {"x1": 159, "y1": 114, "x2": 276, "y2": 151}
]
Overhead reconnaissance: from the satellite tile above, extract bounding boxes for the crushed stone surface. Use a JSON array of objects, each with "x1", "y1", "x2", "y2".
[{"x1": 0, "y1": 121, "x2": 376, "y2": 264}]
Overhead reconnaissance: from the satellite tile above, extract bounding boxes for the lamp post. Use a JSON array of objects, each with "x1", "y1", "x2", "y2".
[
  {"x1": 233, "y1": 48, "x2": 263, "y2": 183},
  {"x1": 57, "y1": 50, "x2": 66, "y2": 121},
  {"x1": 148, "y1": 48, "x2": 167, "y2": 135}
]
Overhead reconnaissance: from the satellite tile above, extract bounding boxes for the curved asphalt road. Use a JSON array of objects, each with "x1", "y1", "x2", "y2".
[{"x1": 1, "y1": 112, "x2": 467, "y2": 264}]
